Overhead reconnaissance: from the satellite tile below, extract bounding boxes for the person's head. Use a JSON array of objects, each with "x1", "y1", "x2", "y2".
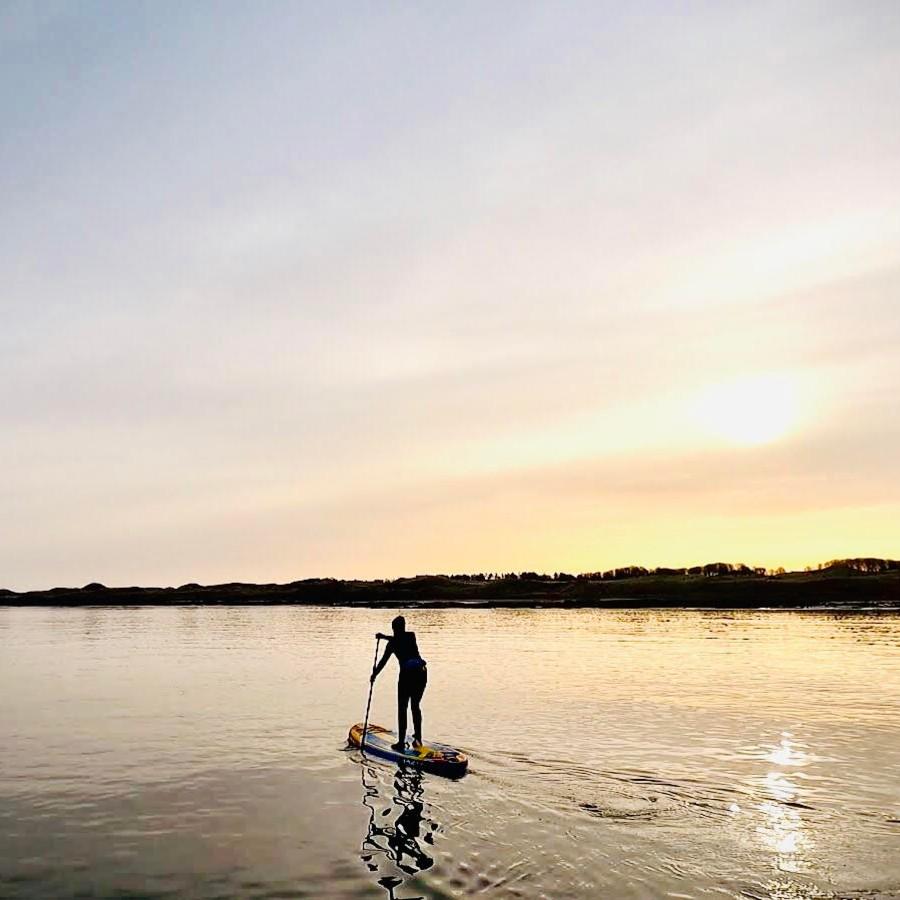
[{"x1": 391, "y1": 615, "x2": 406, "y2": 636}]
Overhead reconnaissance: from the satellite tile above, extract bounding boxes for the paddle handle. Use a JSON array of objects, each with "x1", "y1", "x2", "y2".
[{"x1": 360, "y1": 635, "x2": 381, "y2": 755}]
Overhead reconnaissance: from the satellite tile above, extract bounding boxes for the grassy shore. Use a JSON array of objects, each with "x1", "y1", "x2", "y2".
[{"x1": 2, "y1": 568, "x2": 899, "y2": 609}]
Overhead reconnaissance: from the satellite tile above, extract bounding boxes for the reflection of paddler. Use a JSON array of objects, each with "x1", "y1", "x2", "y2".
[
  {"x1": 371, "y1": 616, "x2": 427, "y2": 751},
  {"x1": 390, "y1": 769, "x2": 434, "y2": 874},
  {"x1": 360, "y1": 764, "x2": 435, "y2": 883}
]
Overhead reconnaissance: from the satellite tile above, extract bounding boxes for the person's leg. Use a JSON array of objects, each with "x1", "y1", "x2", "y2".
[
  {"x1": 411, "y1": 668, "x2": 427, "y2": 744},
  {"x1": 394, "y1": 676, "x2": 409, "y2": 750}
]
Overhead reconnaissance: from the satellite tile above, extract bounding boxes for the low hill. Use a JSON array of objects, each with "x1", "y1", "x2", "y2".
[{"x1": 2, "y1": 566, "x2": 898, "y2": 610}]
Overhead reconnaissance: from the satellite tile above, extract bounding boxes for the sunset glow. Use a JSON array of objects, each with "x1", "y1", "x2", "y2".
[
  {"x1": 2, "y1": 3, "x2": 899, "y2": 589},
  {"x1": 689, "y1": 374, "x2": 807, "y2": 447}
]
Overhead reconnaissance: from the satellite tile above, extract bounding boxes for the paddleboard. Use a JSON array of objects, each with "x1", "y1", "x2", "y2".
[{"x1": 348, "y1": 722, "x2": 468, "y2": 778}]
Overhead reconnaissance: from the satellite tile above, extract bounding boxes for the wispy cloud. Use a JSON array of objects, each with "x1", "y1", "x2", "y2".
[{"x1": 2, "y1": 2, "x2": 899, "y2": 588}]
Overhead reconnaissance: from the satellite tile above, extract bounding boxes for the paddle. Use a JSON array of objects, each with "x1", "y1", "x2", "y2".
[{"x1": 360, "y1": 635, "x2": 381, "y2": 755}]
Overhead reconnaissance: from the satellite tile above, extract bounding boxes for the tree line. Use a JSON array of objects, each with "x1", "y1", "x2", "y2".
[
  {"x1": 410, "y1": 558, "x2": 900, "y2": 583},
  {"x1": 820, "y1": 557, "x2": 900, "y2": 574}
]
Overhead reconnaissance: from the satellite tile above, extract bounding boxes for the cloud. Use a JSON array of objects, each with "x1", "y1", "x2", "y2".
[{"x1": 2, "y1": 2, "x2": 900, "y2": 587}]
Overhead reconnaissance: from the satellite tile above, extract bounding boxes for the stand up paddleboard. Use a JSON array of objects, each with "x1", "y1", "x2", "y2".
[{"x1": 348, "y1": 723, "x2": 468, "y2": 778}]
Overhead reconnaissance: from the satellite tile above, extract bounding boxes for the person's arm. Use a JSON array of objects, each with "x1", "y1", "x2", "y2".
[{"x1": 370, "y1": 639, "x2": 394, "y2": 682}]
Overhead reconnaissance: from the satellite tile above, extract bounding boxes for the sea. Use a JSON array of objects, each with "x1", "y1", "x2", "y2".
[{"x1": 1, "y1": 606, "x2": 898, "y2": 899}]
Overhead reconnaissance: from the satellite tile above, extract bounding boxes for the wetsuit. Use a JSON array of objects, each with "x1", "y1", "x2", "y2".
[{"x1": 388, "y1": 631, "x2": 427, "y2": 742}]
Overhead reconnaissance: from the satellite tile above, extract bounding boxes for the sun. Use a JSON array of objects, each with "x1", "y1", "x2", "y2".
[{"x1": 689, "y1": 374, "x2": 805, "y2": 446}]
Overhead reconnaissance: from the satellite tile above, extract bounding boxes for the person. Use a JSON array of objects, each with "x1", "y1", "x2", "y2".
[{"x1": 371, "y1": 616, "x2": 427, "y2": 751}]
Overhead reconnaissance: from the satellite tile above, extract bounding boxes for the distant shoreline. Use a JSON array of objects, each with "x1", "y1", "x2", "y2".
[{"x1": 3, "y1": 568, "x2": 899, "y2": 610}]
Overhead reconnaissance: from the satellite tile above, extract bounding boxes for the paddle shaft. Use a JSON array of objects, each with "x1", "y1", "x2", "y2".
[{"x1": 360, "y1": 636, "x2": 381, "y2": 754}]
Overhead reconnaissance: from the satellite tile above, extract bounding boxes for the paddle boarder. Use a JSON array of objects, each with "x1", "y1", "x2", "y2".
[{"x1": 370, "y1": 616, "x2": 427, "y2": 751}]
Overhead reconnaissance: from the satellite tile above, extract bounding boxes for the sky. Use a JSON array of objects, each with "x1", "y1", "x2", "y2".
[{"x1": 2, "y1": 1, "x2": 899, "y2": 590}]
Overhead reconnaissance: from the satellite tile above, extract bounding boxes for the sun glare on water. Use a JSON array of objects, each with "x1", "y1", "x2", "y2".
[{"x1": 689, "y1": 374, "x2": 806, "y2": 447}]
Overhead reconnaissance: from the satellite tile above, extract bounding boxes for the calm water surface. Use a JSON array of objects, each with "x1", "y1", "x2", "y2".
[{"x1": 1, "y1": 607, "x2": 898, "y2": 900}]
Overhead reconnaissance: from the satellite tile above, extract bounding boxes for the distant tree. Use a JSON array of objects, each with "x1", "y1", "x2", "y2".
[
  {"x1": 614, "y1": 566, "x2": 649, "y2": 579},
  {"x1": 822, "y1": 557, "x2": 899, "y2": 574}
]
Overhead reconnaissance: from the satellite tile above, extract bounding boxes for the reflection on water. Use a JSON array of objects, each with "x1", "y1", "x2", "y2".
[
  {"x1": 757, "y1": 776, "x2": 808, "y2": 870},
  {"x1": 752, "y1": 735, "x2": 813, "y2": 877},
  {"x1": 360, "y1": 760, "x2": 438, "y2": 899},
  {"x1": 765, "y1": 733, "x2": 809, "y2": 768},
  {"x1": 0, "y1": 606, "x2": 898, "y2": 900}
]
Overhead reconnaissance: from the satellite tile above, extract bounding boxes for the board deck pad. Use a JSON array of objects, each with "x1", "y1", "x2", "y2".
[{"x1": 348, "y1": 722, "x2": 468, "y2": 777}]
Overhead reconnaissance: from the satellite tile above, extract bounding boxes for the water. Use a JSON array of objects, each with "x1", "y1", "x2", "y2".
[{"x1": 1, "y1": 606, "x2": 898, "y2": 900}]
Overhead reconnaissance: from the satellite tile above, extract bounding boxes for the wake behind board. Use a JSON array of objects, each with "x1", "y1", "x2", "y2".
[{"x1": 348, "y1": 723, "x2": 468, "y2": 778}]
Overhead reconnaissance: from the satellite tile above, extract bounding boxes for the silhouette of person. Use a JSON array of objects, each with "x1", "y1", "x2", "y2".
[{"x1": 371, "y1": 616, "x2": 427, "y2": 750}]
